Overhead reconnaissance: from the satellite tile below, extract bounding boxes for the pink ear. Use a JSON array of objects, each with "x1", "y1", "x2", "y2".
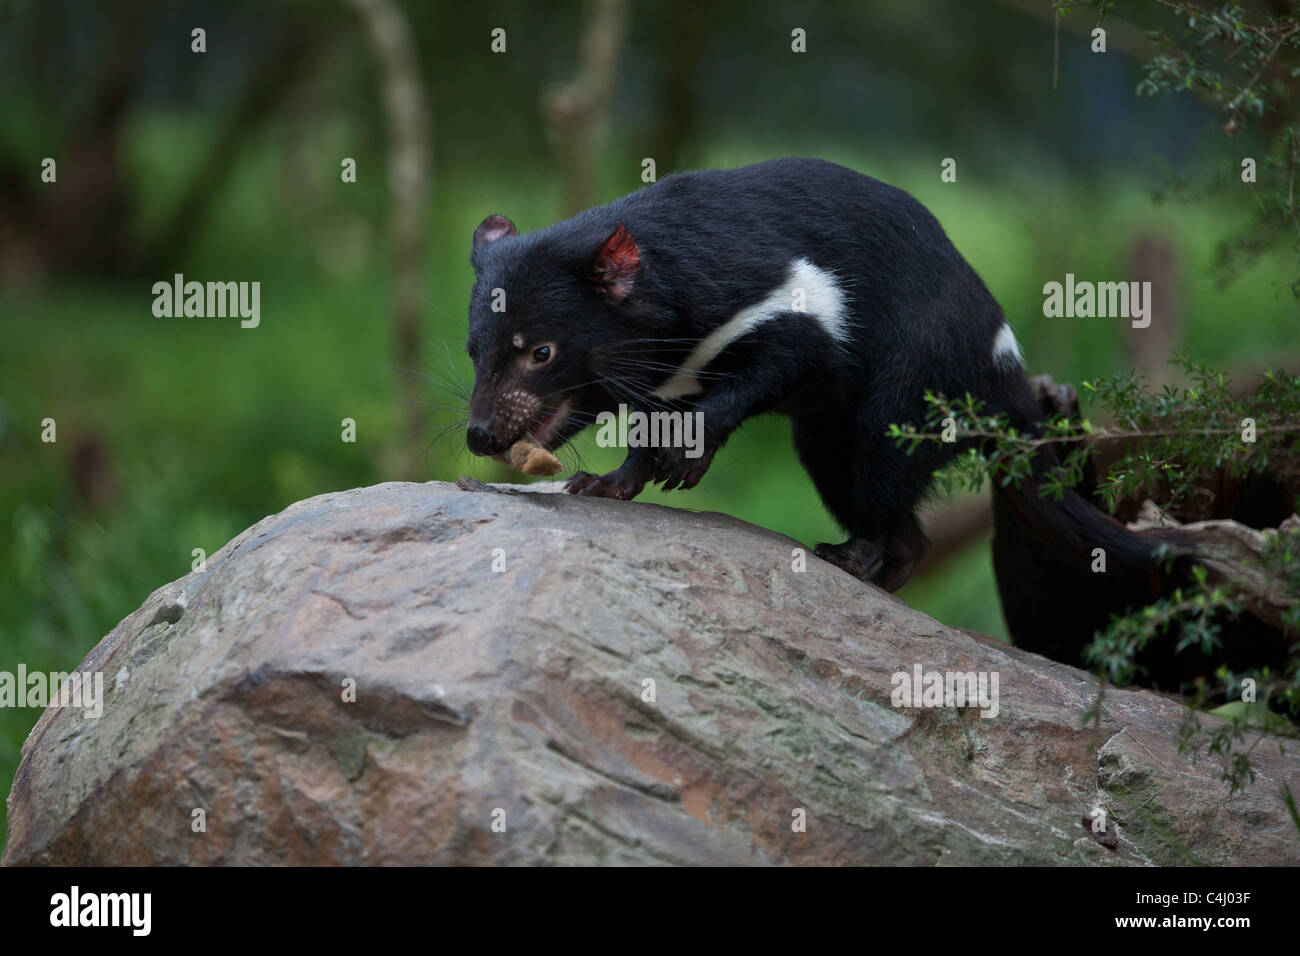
[
  {"x1": 473, "y1": 215, "x2": 518, "y2": 247},
  {"x1": 591, "y1": 223, "x2": 640, "y2": 300}
]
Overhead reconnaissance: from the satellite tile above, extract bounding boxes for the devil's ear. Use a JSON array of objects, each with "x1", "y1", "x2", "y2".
[
  {"x1": 590, "y1": 223, "x2": 640, "y2": 301},
  {"x1": 473, "y1": 214, "x2": 518, "y2": 247}
]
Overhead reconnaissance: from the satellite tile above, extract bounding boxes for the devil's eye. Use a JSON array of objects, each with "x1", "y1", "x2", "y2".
[{"x1": 532, "y1": 345, "x2": 552, "y2": 364}]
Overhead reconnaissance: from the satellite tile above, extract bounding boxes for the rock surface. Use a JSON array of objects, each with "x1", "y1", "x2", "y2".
[{"x1": 4, "y1": 479, "x2": 1298, "y2": 865}]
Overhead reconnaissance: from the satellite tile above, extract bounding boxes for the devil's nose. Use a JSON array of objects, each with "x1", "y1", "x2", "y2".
[{"x1": 466, "y1": 423, "x2": 498, "y2": 456}]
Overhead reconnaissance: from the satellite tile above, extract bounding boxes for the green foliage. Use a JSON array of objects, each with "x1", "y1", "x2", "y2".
[
  {"x1": 891, "y1": 354, "x2": 1300, "y2": 511},
  {"x1": 1284, "y1": 782, "x2": 1300, "y2": 829},
  {"x1": 1083, "y1": 562, "x2": 1241, "y2": 686},
  {"x1": 1058, "y1": 0, "x2": 1300, "y2": 293}
]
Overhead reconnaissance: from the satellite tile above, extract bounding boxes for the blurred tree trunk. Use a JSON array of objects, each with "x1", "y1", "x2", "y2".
[
  {"x1": 0, "y1": 0, "x2": 154, "y2": 283},
  {"x1": 348, "y1": 0, "x2": 432, "y2": 480},
  {"x1": 136, "y1": 28, "x2": 320, "y2": 275},
  {"x1": 641, "y1": 0, "x2": 703, "y2": 174},
  {"x1": 0, "y1": 1, "x2": 334, "y2": 282},
  {"x1": 1126, "y1": 235, "x2": 1181, "y2": 383},
  {"x1": 542, "y1": 0, "x2": 630, "y2": 217}
]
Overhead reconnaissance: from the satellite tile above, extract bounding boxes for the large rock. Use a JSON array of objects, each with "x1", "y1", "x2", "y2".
[{"x1": 4, "y1": 480, "x2": 1298, "y2": 865}]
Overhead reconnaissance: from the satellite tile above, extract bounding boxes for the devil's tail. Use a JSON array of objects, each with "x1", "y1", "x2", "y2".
[{"x1": 993, "y1": 371, "x2": 1195, "y2": 578}]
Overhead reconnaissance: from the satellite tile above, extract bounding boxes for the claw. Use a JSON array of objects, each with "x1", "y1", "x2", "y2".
[
  {"x1": 815, "y1": 519, "x2": 929, "y2": 592},
  {"x1": 565, "y1": 468, "x2": 645, "y2": 500},
  {"x1": 564, "y1": 471, "x2": 597, "y2": 495},
  {"x1": 814, "y1": 538, "x2": 886, "y2": 583},
  {"x1": 652, "y1": 447, "x2": 713, "y2": 492}
]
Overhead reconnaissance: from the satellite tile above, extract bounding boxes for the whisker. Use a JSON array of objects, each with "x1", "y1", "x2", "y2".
[
  {"x1": 392, "y1": 363, "x2": 467, "y2": 393},
  {"x1": 396, "y1": 398, "x2": 469, "y2": 413},
  {"x1": 418, "y1": 297, "x2": 466, "y2": 326}
]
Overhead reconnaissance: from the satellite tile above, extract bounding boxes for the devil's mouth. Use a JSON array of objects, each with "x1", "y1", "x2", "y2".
[{"x1": 528, "y1": 401, "x2": 570, "y2": 448}]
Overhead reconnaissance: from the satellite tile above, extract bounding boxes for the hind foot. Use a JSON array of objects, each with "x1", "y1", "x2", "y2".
[
  {"x1": 814, "y1": 536, "x2": 886, "y2": 582},
  {"x1": 870, "y1": 514, "x2": 931, "y2": 592},
  {"x1": 816, "y1": 514, "x2": 931, "y2": 593}
]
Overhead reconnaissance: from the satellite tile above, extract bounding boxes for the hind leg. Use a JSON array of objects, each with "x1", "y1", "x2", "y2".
[
  {"x1": 791, "y1": 414, "x2": 891, "y2": 580},
  {"x1": 807, "y1": 404, "x2": 938, "y2": 589}
]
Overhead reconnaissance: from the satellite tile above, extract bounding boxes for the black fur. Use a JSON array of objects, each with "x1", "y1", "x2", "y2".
[{"x1": 464, "y1": 157, "x2": 1179, "y2": 591}]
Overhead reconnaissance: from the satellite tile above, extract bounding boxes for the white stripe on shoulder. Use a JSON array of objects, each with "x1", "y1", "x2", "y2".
[
  {"x1": 652, "y1": 257, "x2": 849, "y2": 400},
  {"x1": 991, "y1": 322, "x2": 1024, "y2": 369}
]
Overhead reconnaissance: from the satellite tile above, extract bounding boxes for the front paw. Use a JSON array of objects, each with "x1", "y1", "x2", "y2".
[
  {"x1": 651, "y1": 445, "x2": 715, "y2": 491},
  {"x1": 564, "y1": 468, "x2": 646, "y2": 500}
]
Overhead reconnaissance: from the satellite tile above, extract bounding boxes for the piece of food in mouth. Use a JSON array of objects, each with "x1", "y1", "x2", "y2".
[{"x1": 501, "y1": 438, "x2": 562, "y2": 476}]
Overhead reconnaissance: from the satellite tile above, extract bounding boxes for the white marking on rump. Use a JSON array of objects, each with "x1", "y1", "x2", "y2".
[
  {"x1": 652, "y1": 257, "x2": 849, "y2": 400},
  {"x1": 991, "y1": 322, "x2": 1023, "y2": 369}
]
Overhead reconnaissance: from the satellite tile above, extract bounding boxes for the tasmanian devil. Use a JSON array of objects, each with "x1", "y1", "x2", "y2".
[{"x1": 462, "y1": 157, "x2": 1175, "y2": 591}]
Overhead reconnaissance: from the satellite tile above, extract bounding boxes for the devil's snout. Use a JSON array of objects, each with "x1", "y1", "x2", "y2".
[{"x1": 466, "y1": 420, "x2": 505, "y2": 456}]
